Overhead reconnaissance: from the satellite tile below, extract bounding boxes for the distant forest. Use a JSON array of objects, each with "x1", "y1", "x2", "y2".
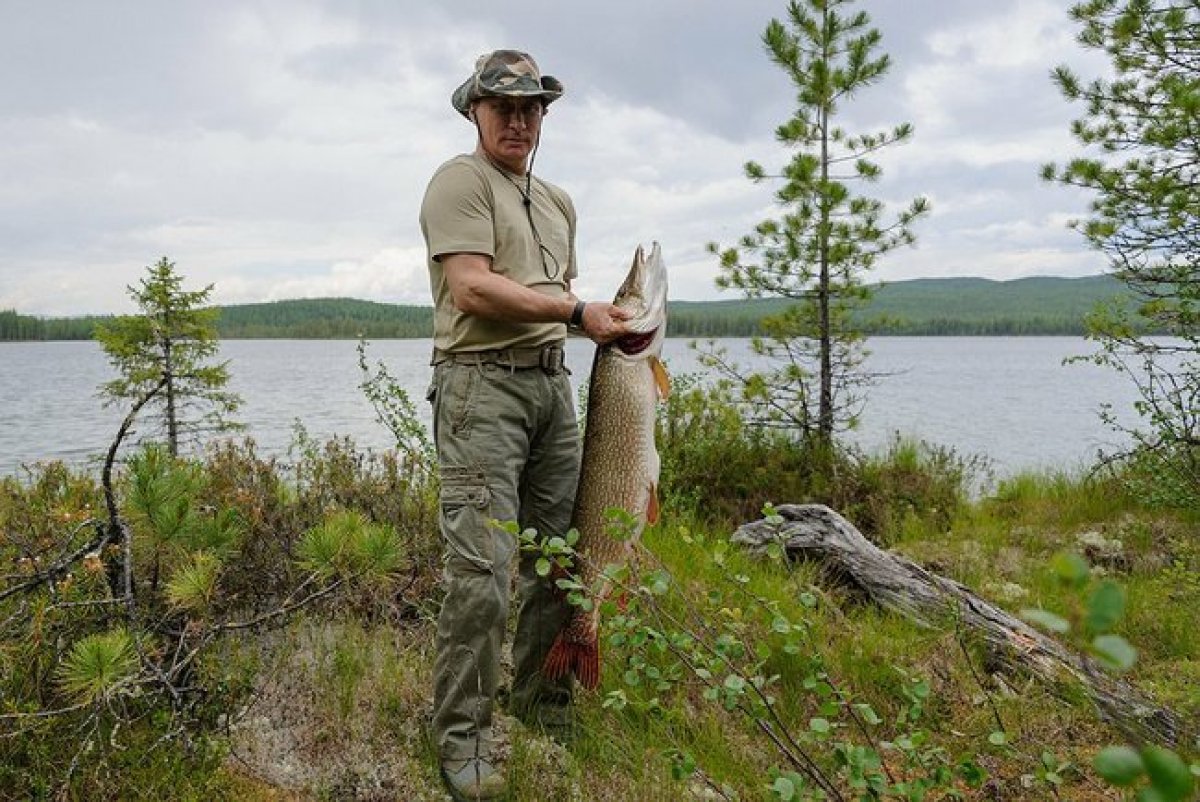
[{"x1": 1, "y1": 274, "x2": 1142, "y2": 341}]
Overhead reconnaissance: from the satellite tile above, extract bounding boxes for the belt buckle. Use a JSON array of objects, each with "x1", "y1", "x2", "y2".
[{"x1": 540, "y1": 345, "x2": 563, "y2": 374}]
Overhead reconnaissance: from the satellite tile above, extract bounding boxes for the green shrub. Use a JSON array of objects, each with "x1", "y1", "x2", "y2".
[
  {"x1": 658, "y1": 374, "x2": 834, "y2": 523},
  {"x1": 986, "y1": 468, "x2": 1135, "y2": 527},
  {"x1": 835, "y1": 437, "x2": 986, "y2": 544},
  {"x1": 1116, "y1": 442, "x2": 1200, "y2": 514},
  {"x1": 0, "y1": 431, "x2": 439, "y2": 799},
  {"x1": 658, "y1": 378, "x2": 979, "y2": 543}
]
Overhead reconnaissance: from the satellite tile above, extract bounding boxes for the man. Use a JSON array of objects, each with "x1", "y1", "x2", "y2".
[{"x1": 419, "y1": 50, "x2": 630, "y2": 800}]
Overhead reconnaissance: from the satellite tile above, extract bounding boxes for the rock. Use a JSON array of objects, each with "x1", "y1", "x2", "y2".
[{"x1": 1076, "y1": 530, "x2": 1129, "y2": 571}]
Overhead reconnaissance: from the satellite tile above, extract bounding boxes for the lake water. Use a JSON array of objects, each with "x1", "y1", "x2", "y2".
[{"x1": 0, "y1": 337, "x2": 1143, "y2": 480}]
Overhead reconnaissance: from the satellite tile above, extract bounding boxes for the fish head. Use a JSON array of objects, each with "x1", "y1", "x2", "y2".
[{"x1": 610, "y1": 242, "x2": 667, "y2": 359}]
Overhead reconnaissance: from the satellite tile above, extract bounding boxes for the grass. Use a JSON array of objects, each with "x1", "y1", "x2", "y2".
[
  {"x1": 222, "y1": 482, "x2": 1193, "y2": 800},
  {"x1": 1, "y1": 437, "x2": 1196, "y2": 800}
]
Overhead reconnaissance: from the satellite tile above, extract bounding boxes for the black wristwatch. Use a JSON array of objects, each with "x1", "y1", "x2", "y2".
[{"x1": 569, "y1": 300, "x2": 586, "y2": 329}]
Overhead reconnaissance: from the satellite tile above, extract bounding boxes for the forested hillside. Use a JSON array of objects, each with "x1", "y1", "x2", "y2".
[
  {"x1": 670, "y1": 275, "x2": 1135, "y2": 336},
  {"x1": 1, "y1": 274, "x2": 1136, "y2": 341},
  {"x1": 215, "y1": 297, "x2": 432, "y2": 338},
  {"x1": 866, "y1": 275, "x2": 1132, "y2": 334},
  {"x1": 0, "y1": 310, "x2": 108, "y2": 341}
]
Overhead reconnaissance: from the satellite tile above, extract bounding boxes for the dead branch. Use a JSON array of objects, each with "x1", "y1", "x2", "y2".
[{"x1": 731, "y1": 503, "x2": 1185, "y2": 748}]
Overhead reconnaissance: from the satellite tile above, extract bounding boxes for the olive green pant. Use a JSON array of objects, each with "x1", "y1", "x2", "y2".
[{"x1": 427, "y1": 359, "x2": 579, "y2": 761}]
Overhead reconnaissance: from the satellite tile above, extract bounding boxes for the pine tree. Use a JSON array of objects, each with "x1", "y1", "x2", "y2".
[
  {"x1": 95, "y1": 257, "x2": 241, "y2": 456},
  {"x1": 706, "y1": 0, "x2": 928, "y2": 453},
  {"x1": 1043, "y1": 0, "x2": 1198, "y2": 504}
]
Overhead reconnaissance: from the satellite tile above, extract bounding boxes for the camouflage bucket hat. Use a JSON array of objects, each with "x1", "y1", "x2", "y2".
[{"x1": 451, "y1": 49, "x2": 564, "y2": 118}]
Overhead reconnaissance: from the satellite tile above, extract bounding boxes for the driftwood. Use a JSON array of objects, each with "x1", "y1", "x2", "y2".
[{"x1": 731, "y1": 503, "x2": 1184, "y2": 748}]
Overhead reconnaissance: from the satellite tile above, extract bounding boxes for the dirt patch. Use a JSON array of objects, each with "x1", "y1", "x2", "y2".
[{"x1": 224, "y1": 619, "x2": 451, "y2": 801}]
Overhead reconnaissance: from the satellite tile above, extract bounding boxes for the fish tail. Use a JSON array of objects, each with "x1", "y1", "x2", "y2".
[{"x1": 543, "y1": 629, "x2": 601, "y2": 691}]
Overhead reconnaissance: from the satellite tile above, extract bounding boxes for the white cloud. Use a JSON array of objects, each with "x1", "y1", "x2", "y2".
[
  {"x1": 0, "y1": 0, "x2": 1112, "y2": 316},
  {"x1": 216, "y1": 246, "x2": 428, "y2": 305},
  {"x1": 539, "y1": 95, "x2": 782, "y2": 300},
  {"x1": 926, "y1": 0, "x2": 1077, "y2": 69}
]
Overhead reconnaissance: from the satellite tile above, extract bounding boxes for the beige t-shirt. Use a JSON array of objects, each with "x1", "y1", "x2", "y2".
[{"x1": 420, "y1": 153, "x2": 578, "y2": 353}]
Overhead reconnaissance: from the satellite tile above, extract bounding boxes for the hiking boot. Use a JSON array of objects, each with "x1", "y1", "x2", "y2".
[
  {"x1": 441, "y1": 757, "x2": 507, "y2": 801},
  {"x1": 516, "y1": 702, "x2": 577, "y2": 745}
]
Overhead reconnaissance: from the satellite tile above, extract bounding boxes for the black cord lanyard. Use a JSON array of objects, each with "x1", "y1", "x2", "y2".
[{"x1": 482, "y1": 154, "x2": 561, "y2": 281}]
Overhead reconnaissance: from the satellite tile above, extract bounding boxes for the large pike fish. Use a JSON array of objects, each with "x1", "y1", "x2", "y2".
[{"x1": 543, "y1": 242, "x2": 669, "y2": 690}]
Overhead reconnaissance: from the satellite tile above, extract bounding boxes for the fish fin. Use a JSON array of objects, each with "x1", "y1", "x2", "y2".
[
  {"x1": 646, "y1": 482, "x2": 660, "y2": 525},
  {"x1": 651, "y1": 356, "x2": 670, "y2": 399},
  {"x1": 543, "y1": 630, "x2": 601, "y2": 691},
  {"x1": 578, "y1": 643, "x2": 601, "y2": 691},
  {"x1": 542, "y1": 633, "x2": 571, "y2": 681}
]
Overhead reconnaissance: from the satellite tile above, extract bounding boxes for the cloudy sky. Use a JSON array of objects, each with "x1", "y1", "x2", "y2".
[{"x1": 1, "y1": 0, "x2": 1111, "y2": 317}]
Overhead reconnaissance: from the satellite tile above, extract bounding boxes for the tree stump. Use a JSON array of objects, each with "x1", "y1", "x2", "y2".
[{"x1": 731, "y1": 503, "x2": 1183, "y2": 747}]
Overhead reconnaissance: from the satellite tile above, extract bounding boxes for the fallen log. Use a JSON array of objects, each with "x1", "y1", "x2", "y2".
[{"x1": 731, "y1": 503, "x2": 1184, "y2": 748}]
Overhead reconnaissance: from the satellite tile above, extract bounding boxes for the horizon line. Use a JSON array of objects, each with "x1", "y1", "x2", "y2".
[{"x1": 6, "y1": 272, "x2": 1114, "y2": 320}]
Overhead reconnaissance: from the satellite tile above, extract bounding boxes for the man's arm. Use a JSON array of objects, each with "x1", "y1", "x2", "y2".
[{"x1": 442, "y1": 252, "x2": 630, "y2": 343}]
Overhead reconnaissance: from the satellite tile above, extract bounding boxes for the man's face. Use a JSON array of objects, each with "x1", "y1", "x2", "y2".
[{"x1": 473, "y1": 97, "x2": 544, "y2": 172}]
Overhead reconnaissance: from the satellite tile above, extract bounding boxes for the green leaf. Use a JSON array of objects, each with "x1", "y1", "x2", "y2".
[
  {"x1": 959, "y1": 759, "x2": 987, "y2": 787},
  {"x1": 493, "y1": 519, "x2": 520, "y2": 537},
  {"x1": 649, "y1": 572, "x2": 670, "y2": 595},
  {"x1": 296, "y1": 522, "x2": 341, "y2": 576},
  {"x1": 296, "y1": 512, "x2": 355, "y2": 577},
  {"x1": 772, "y1": 776, "x2": 796, "y2": 801},
  {"x1": 1085, "y1": 581, "x2": 1125, "y2": 634},
  {"x1": 1141, "y1": 746, "x2": 1194, "y2": 801},
  {"x1": 1092, "y1": 634, "x2": 1137, "y2": 672},
  {"x1": 57, "y1": 628, "x2": 139, "y2": 704},
  {"x1": 352, "y1": 519, "x2": 403, "y2": 576},
  {"x1": 191, "y1": 507, "x2": 245, "y2": 556},
  {"x1": 1094, "y1": 746, "x2": 1144, "y2": 787},
  {"x1": 854, "y1": 703, "x2": 882, "y2": 726},
  {"x1": 165, "y1": 551, "x2": 221, "y2": 612},
  {"x1": 535, "y1": 557, "x2": 551, "y2": 577},
  {"x1": 809, "y1": 717, "x2": 831, "y2": 734},
  {"x1": 1051, "y1": 551, "x2": 1091, "y2": 586},
  {"x1": 988, "y1": 731, "x2": 1008, "y2": 747},
  {"x1": 1021, "y1": 608, "x2": 1071, "y2": 634},
  {"x1": 670, "y1": 750, "x2": 696, "y2": 780}
]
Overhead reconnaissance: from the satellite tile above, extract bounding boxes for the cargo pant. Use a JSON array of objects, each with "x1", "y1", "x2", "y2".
[{"x1": 427, "y1": 353, "x2": 579, "y2": 761}]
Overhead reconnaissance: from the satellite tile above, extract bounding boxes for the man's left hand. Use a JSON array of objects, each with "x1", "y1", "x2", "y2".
[{"x1": 580, "y1": 303, "x2": 632, "y2": 344}]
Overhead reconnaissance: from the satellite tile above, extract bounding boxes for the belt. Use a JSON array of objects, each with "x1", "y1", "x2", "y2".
[{"x1": 432, "y1": 342, "x2": 567, "y2": 374}]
